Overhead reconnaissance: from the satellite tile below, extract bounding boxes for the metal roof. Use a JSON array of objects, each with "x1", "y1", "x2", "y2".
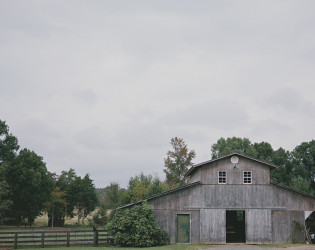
[{"x1": 185, "y1": 152, "x2": 278, "y2": 176}]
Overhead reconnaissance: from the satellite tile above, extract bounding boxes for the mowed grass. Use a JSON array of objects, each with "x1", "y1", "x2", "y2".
[
  {"x1": 21, "y1": 245, "x2": 213, "y2": 250},
  {"x1": 19, "y1": 243, "x2": 313, "y2": 250}
]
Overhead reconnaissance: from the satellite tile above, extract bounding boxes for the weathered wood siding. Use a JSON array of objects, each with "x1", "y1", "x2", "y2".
[
  {"x1": 154, "y1": 210, "x2": 200, "y2": 244},
  {"x1": 271, "y1": 210, "x2": 305, "y2": 243},
  {"x1": 149, "y1": 185, "x2": 201, "y2": 244},
  {"x1": 200, "y1": 209, "x2": 225, "y2": 244},
  {"x1": 190, "y1": 156, "x2": 270, "y2": 185},
  {"x1": 246, "y1": 209, "x2": 272, "y2": 244}
]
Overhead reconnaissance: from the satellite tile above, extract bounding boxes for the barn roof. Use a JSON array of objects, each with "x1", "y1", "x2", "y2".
[{"x1": 185, "y1": 152, "x2": 277, "y2": 177}]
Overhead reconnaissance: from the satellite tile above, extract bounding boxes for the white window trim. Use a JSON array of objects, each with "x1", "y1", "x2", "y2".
[
  {"x1": 218, "y1": 171, "x2": 227, "y2": 184},
  {"x1": 243, "y1": 171, "x2": 252, "y2": 184}
]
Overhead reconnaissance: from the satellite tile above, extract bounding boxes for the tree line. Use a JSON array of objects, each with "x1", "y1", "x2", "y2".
[{"x1": 0, "y1": 119, "x2": 97, "y2": 226}]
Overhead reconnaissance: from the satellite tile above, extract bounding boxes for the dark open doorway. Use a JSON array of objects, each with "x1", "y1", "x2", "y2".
[{"x1": 226, "y1": 210, "x2": 246, "y2": 243}]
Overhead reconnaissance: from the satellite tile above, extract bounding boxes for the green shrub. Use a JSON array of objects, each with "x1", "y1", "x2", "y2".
[{"x1": 107, "y1": 201, "x2": 169, "y2": 247}]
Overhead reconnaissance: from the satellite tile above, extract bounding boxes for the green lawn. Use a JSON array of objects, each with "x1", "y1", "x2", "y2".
[
  {"x1": 19, "y1": 243, "x2": 313, "y2": 250},
  {"x1": 21, "y1": 245, "x2": 211, "y2": 250}
]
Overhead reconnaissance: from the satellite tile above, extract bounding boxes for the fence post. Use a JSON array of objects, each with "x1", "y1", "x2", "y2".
[
  {"x1": 93, "y1": 230, "x2": 98, "y2": 247},
  {"x1": 41, "y1": 231, "x2": 45, "y2": 248},
  {"x1": 66, "y1": 231, "x2": 70, "y2": 247},
  {"x1": 14, "y1": 232, "x2": 18, "y2": 249}
]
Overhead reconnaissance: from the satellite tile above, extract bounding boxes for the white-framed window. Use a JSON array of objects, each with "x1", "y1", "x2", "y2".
[
  {"x1": 218, "y1": 171, "x2": 226, "y2": 184},
  {"x1": 243, "y1": 171, "x2": 252, "y2": 184}
]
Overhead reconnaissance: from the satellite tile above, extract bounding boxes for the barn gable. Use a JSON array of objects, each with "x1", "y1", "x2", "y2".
[{"x1": 187, "y1": 153, "x2": 276, "y2": 185}]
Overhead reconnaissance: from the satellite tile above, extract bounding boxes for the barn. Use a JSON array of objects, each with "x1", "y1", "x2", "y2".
[{"x1": 120, "y1": 153, "x2": 315, "y2": 244}]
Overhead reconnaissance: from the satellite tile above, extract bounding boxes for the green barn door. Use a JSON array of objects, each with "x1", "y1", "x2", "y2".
[{"x1": 177, "y1": 214, "x2": 190, "y2": 243}]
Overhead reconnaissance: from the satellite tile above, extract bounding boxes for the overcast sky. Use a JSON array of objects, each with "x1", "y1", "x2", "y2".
[{"x1": 1, "y1": 1, "x2": 315, "y2": 188}]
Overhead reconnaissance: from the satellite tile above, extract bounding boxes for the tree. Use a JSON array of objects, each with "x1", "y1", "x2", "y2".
[
  {"x1": 122, "y1": 173, "x2": 167, "y2": 204},
  {"x1": 292, "y1": 140, "x2": 315, "y2": 190},
  {"x1": 211, "y1": 137, "x2": 257, "y2": 159},
  {"x1": 164, "y1": 137, "x2": 196, "y2": 188},
  {"x1": 291, "y1": 176, "x2": 313, "y2": 194},
  {"x1": 6, "y1": 149, "x2": 54, "y2": 225},
  {"x1": 253, "y1": 141, "x2": 274, "y2": 163},
  {"x1": 44, "y1": 187, "x2": 67, "y2": 228},
  {"x1": 0, "y1": 119, "x2": 18, "y2": 224},
  {"x1": 67, "y1": 174, "x2": 97, "y2": 225},
  {"x1": 96, "y1": 183, "x2": 125, "y2": 209},
  {"x1": 107, "y1": 201, "x2": 168, "y2": 247},
  {"x1": 0, "y1": 174, "x2": 12, "y2": 224},
  {"x1": 46, "y1": 169, "x2": 77, "y2": 227},
  {"x1": 0, "y1": 119, "x2": 19, "y2": 164}
]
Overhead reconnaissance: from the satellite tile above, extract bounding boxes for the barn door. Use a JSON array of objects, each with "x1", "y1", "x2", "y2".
[{"x1": 177, "y1": 214, "x2": 190, "y2": 243}]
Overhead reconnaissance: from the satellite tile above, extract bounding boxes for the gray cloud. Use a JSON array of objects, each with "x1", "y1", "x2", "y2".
[
  {"x1": 162, "y1": 99, "x2": 249, "y2": 130},
  {"x1": 1, "y1": 1, "x2": 315, "y2": 187}
]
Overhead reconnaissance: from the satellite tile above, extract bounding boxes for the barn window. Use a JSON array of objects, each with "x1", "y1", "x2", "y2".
[
  {"x1": 218, "y1": 171, "x2": 226, "y2": 184},
  {"x1": 243, "y1": 171, "x2": 252, "y2": 184}
]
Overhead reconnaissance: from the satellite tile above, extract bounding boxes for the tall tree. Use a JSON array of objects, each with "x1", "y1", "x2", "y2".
[
  {"x1": 164, "y1": 137, "x2": 196, "y2": 188},
  {"x1": 0, "y1": 165, "x2": 12, "y2": 224},
  {"x1": 292, "y1": 140, "x2": 315, "y2": 191},
  {"x1": 0, "y1": 119, "x2": 19, "y2": 224},
  {"x1": 122, "y1": 173, "x2": 167, "y2": 204},
  {"x1": 46, "y1": 169, "x2": 77, "y2": 227},
  {"x1": 0, "y1": 119, "x2": 19, "y2": 164},
  {"x1": 211, "y1": 137, "x2": 257, "y2": 159},
  {"x1": 44, "y1": 187, "x2": 67, "y2": 228},
  {"x1": 67, "y1": 174, "x2": 97, "y2": 225},
  {"x1": 253, "y1": 141, "x2": 274, "y2": 163},
  {"x1": 6, "y1": 149, "x2": 54, "y2": 225},
  {"x1": 97, "y1": 183, "x2": 125, "y2": 209}
]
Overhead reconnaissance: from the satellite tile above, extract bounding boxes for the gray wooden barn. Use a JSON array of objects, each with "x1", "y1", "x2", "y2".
[{"x1": 121, "y1": 153, "x2": 315, "y2": 244}]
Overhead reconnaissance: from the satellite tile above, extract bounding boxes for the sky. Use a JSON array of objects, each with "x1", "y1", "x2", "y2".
[{"x1": 1, "y1": 0, "x2": 315, "y2": 188}]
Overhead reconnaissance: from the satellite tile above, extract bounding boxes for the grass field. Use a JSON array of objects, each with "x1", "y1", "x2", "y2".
[
  {"x1": 18, "y1": 243, "x2": 312, "y2": 250},
  {"x1": 0, "y1": 210, "x2": 94, "y2": 231},
  {"x1": 34, "y1": 212, "x2": 88, "y2": 227},
  {"x1": 16, "y1": 245, "x2": 216, "y2": 250}
]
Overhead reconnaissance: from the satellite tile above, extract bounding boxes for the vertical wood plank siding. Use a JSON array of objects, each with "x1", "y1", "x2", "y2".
[
  {"x1": 246, "y1": 209, "x2": 272, "y2": 244},
  {"x1": 200, "y1": 209, "x2": 225, "y2": 244}
]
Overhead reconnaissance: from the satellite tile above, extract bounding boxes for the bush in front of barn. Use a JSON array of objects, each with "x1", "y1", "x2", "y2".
[{"x1": 107, "y1": 201, "x2": 169, "y2": 247}]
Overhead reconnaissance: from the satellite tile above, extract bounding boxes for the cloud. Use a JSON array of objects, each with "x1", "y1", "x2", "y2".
[
  {"x1": 162, "y1": 99, "x2": 249, "y2": 130},
  {"x1": 1, "y1": 1, "x2": 315, "y2": 187}
]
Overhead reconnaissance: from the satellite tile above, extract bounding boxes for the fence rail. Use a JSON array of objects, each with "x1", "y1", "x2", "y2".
[{"x1": 0, "y1": 229, "x2": 113, "y2": 249}]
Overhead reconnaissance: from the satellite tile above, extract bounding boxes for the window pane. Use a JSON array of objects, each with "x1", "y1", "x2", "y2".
[
  {"x1": 243, "y1": 171, "x2": 252, "y2": 184},
  {"x1": 218, "y1": 171, "x2": 226, "y2": 184}
]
